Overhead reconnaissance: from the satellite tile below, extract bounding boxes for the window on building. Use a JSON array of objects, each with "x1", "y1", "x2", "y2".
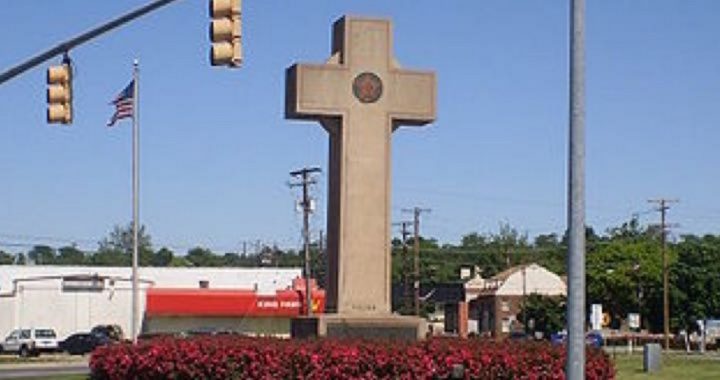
[
  {"x1": 501, "y1": 300, "x2": 509, "y2": 312},
  {"x1": 199, "y1": 280, "x2": 209, "y2": 289},
  {"x1": 501, "y1": 318, "x2": 511, "y2": 333}
]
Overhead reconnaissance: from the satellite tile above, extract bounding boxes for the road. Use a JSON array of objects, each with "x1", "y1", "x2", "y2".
[{"x1": 0, "y1": 360, "x2": 88, "y2": 379}]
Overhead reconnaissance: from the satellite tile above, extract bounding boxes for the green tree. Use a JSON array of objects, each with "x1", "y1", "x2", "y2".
[
  {"x1": 518, "y1": 294, "x2": 566, "y2": 336},
  {"x1": 186, "y1": 247, "x2": 221, "y2": 267},
  {"x1": 310, "y1": 241, "x2": 327, "y2": 289},
  {"x1": 0, "y1": 250, "x2": 14, "y2": 265},
  {"x1": 169, "y1": 256, "x2": 192, "y2": 267},
  {"x1": 90, "y1": 248, "x2": 128, "y2": 266},
  {"x1": 587, "y1": 221, "x2": 663, "y2": 331},
  {"x1": 532, "y1": 233, "x2": 565, "y2": 275},
  {"x1": 28, "y1": 245, "x2": 56, "y2": 265},
  {"x1": 671, "y1": 234, "x2": 720, "y2": 332},
  {"x1": 484, "y1": 223, "x2": 530, "y2": 275},
  {"x1": 56, "y1": 246, "x2": 86, "y2": 265},
  {"x1": 151, "y1": 247, "x2": 174, "y2": 267},
  {"x1": 95, "y1": 223, "x2": 153, "y2": 266},
  {"x1": 275, "y1": 248, "x2": 302, "y2": 267},
  {"x1": 460, "y1": 232, "x2": 488, "y2": 248}
]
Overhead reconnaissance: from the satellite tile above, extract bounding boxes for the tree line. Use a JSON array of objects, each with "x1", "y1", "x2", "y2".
[{"x1": 1, "y1": 219, "x2": 719, "y2": 334}]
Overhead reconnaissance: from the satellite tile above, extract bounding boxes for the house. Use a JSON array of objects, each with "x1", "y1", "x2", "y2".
[{"x1": 469, "y1": 263, "x2": 566, "y2": 338}]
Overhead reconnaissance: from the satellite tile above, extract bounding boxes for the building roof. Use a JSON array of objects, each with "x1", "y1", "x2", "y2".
[
  {"x1": 475, "y1": 263, "x2": 566, "y2": 298},
  {"x1": 0, "y1": 265, "x2": 302, "y2": 296}
]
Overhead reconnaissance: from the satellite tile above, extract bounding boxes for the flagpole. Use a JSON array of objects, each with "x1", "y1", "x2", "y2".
[{"x1": 131, "y1": 59, "x2": 140, "y2": 345}]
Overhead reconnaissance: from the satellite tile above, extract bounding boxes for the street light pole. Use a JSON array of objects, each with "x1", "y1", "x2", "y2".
[{"x1": 566, "y1": 0, "x2": 586, "y2": 378}]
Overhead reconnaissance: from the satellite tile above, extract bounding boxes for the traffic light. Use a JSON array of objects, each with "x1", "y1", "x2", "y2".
[
  {"x1": 46, "y1": 63, "x2": 73, "y2": 124},
  {"x1": 209, "y1": 0, "x2": 242, "y2": 67}
]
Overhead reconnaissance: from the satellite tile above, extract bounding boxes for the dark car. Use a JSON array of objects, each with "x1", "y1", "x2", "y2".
[
  {"x1": 550, "y1": 331, "x2": 604, "y2": 348},
  {"x1": 90, "y1": 325, "x2": 124, "y2": 342},
  {"x1": 59, "y1": 333, "x2": 110, "y2": 355},
  {"x1": 509, "y1": 331, "x2": 530, "y2": 340}
]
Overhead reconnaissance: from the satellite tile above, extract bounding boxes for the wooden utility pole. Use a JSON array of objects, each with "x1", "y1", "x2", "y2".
[
  {"x1": 319, "y1": 230, "x2": 324, "y2": 255},
  {"x1": 403, "y1": 207, "x2": 430, "y2": 316},
  {"x1": 394, "y1": 221, "x2": 413, "y2": 313},
  {"x1": 318, "y1": 229, "x2": 325, "y2": 288},
  {"x1": 648, "y1": 198, "x2": 678, "y2": 350},
  {"x1": 290, "y1": 167, "x2": 321, "y2": 316}
]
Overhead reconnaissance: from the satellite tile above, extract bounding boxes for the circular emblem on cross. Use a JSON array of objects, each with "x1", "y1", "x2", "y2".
[{"x1": 352, "y1": 72, "x2": 383, "y2": 103}]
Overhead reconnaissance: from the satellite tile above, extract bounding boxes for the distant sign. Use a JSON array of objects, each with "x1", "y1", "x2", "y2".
[
  {"x1": 62, "y1": 275, "x2": 105, "y2": 292},
  {"x1": 628, "y1": 313, "x2": 640, "y2": 329},
  {"x1": 590, "y1": 304, "x2": 603, "y2": 330}
]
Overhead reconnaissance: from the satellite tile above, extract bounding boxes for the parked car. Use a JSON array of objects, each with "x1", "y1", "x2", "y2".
[
  {"x1": 703, "y1": 319, "x2": 720, "y2": 348},
  {"x1": 60, "y1": 332, "x2": 110, "y2": 355},
  {"x1": 90, "y1": 324, "x2": 124, "y2": 342},
  {"x1": 509, "y1": 331, "x2": 531, "y2": 340},
  {"x1": 550, "y1": 331, "x2": 604, "y2": 348},
  {"x1": 0, "y1": 328, "x2": 59, "y2": 357}
]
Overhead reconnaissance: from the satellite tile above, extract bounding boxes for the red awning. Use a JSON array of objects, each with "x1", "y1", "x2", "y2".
[{"x1": 146, "y1": 287, "x2": 325, "y2": 318}]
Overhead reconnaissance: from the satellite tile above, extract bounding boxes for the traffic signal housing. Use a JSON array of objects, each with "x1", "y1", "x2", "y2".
[
  {"x1": 209, "y1": 0, "x2": 242, "y2": 67},
  {"x1": 46, "y1": 63, "x2": 72, "y2": 124}
]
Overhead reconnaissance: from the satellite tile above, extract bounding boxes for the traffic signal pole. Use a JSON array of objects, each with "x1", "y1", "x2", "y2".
[{"x1": 0, "y1": 0, "x2": 181, "y2": 85}]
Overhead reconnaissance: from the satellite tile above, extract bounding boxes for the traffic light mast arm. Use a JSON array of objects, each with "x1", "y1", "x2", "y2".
[{"x1": 0, "y1": 0, "x2": 182, "y2": 86}]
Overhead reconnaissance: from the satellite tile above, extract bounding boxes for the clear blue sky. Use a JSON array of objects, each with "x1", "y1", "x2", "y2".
[{"x1": 1, "y1": 1, "x2": 718, "y2": 254}]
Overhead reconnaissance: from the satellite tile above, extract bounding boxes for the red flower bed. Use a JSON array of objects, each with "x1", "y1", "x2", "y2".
[{"x1": 90, "y1": 336, "x2": 614, "y2": 379}]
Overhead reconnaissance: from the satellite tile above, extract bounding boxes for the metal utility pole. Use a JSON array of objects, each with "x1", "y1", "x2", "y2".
[
  {"x1": 290, "y1": 167, "x2": 321, "y2": 316},
  {"x1": 648, "y1": 198, "x2": 679, "y2": 350},
  {"x1": 0, "y1": 0, "x2": 181, "y2": 85},
  {"x1": 566, "y1": 0, "x2": 586, "y2": 378},
  {"x1": 403, "y1": 207, "x2": 430, "y2": 316}
]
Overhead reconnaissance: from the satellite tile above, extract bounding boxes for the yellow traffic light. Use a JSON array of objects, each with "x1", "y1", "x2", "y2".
[
  {"x1": 210, "y1": 0, "x2": 242, "y2": 67},
  {"x1": 46, "y1": 63, "x2": 72, "y2": 124}
]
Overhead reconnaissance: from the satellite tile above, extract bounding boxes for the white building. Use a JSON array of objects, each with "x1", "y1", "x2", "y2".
[
  {"x1": 0, "y1": 265, "x2": 301, "y2": 340},
  {"x1": 468, "y1": 263, "x2": 566, "y2": 337}
]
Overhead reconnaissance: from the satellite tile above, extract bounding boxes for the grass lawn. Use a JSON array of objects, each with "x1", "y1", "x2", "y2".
[{"x1": 614, "y1": 353, "x2": 720, "y2": 380}]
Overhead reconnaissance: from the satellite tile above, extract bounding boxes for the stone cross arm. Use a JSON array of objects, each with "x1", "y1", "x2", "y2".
[{"x1": 285, "y1": 16, "x2": 436, "y2": 130}]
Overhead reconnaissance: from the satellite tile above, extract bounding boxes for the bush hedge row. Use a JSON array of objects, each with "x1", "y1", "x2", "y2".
[{"x1": 90, "y1": 336, "x2": 614, "y2": 379}]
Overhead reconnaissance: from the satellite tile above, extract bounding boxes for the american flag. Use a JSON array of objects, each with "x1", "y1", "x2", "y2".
[{"x1": 107, "y1": 80, "x2": 135, "y2": 127}]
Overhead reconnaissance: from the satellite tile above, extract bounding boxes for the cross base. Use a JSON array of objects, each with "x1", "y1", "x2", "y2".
[{"x1": 291, "y1": 314, "x2": 428, "y2": 341}]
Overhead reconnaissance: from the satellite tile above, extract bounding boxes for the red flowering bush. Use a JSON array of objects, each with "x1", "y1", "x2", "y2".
[{"x1": 90, "y1": 336, "x2": 614, "y2": 379}]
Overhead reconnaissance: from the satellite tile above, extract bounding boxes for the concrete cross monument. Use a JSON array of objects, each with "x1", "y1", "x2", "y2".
[{"x1": 286, "y1": 16, "x2": 436, "y2": 338}]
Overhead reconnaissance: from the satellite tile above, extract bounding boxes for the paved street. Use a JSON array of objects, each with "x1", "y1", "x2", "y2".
[{"x1": 0, "y1": 359, "x2": 88, "y2": 379}]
